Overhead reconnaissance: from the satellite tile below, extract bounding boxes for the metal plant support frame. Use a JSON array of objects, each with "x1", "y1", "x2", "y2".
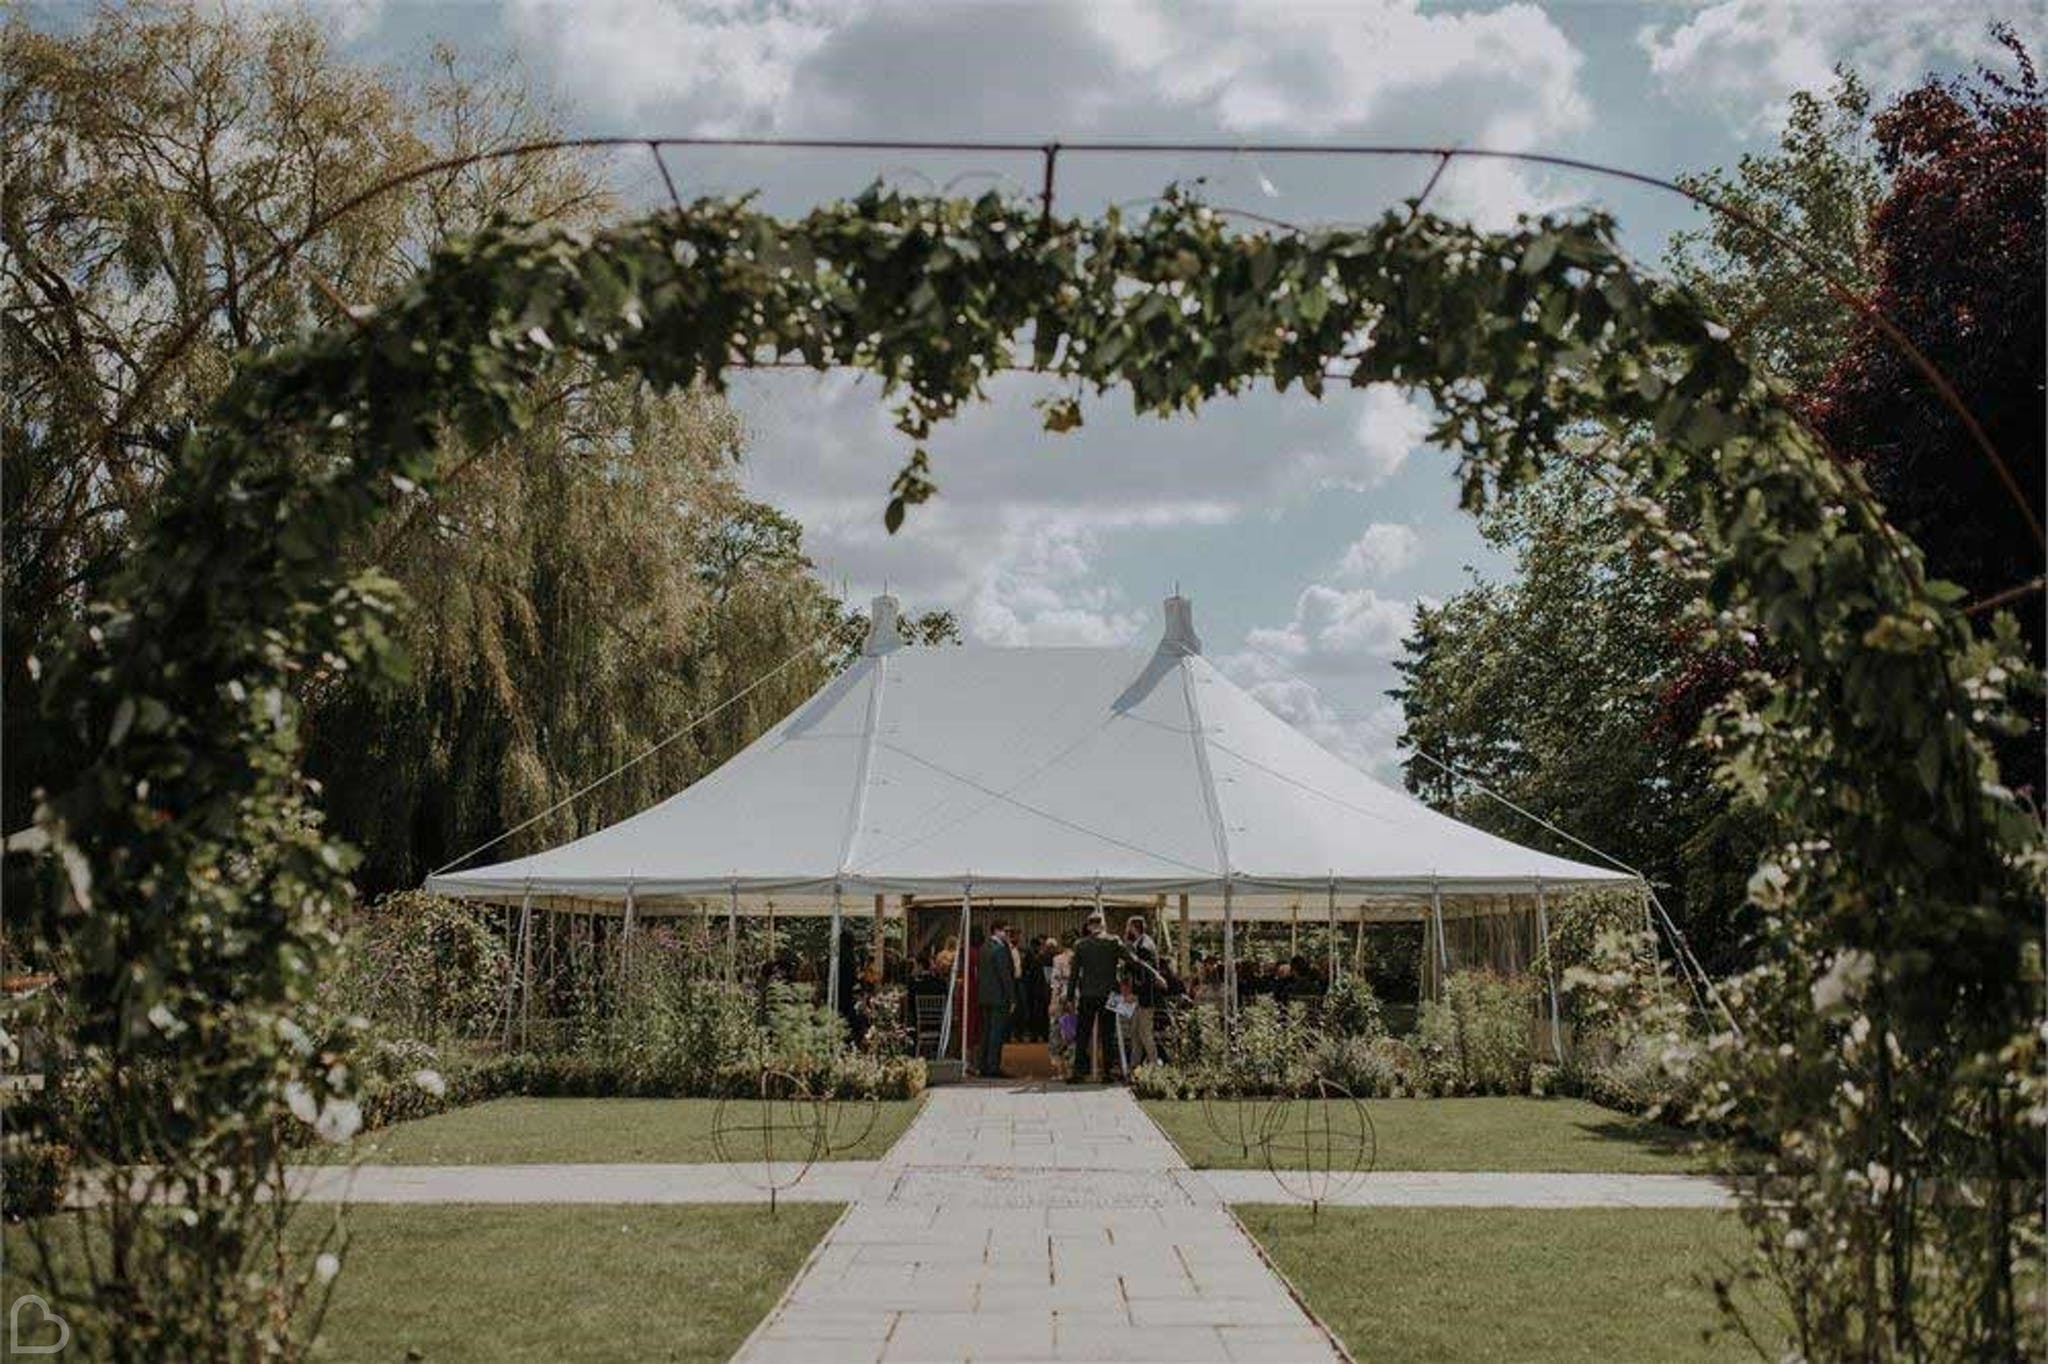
[
  {"x1": 94, "y1": 129, "x2": 2017, "y2": 1037},
  {"x1": 103, "y1": 134, "x2": 2037, "y2": 621}
]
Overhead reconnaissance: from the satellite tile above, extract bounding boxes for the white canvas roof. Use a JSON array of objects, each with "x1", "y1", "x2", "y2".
[{"x1": 426, "y1": 596, "x2": 1634, "y2": 904}]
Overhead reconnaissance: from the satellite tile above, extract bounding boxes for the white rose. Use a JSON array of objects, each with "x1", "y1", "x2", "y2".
[
  {"x1": 284, "y1": 1081, "x2": 318, "y2": 1125},
  {"x1": 412, "y1": 1069, "x2": 447, "y2": 1099},
  {"x1": 314, "y1": 1098, "x2": 363, "y2": 1145}
]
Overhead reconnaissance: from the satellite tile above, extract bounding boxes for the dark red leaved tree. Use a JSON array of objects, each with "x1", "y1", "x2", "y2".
[{"x1": 1807, "y1": 27, "x2": 2045, "y2": 643}]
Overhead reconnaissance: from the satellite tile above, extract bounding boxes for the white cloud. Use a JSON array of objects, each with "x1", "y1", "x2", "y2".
[
  {"x1": 1217, "y1": 651, "x2": 1409, "y2": 777},
  {"x1": 507, "y1": 0, "x2": 861, "y2": 130},
  {"x1": 1336, "y1": 522, "x2": 1421, "y2": 581},
  {"x1": 1638, "y1": 0, "x2": 2010, "y2": 132},
  {"x1": 964, "y1": 522, "x2": 1147, "y2": 646},
  {"x1": 1088, "y1": 1, "x2": 1588, "y2": 141},
  {"x1": 730, "y1": 369, "x2": 1448, "y2": 643},
  {"x1": 1290, "y1": 385, "x2": 1433, "y2": 492},
  {"x1": 1245, "y1": 584, "x2": 1415, "y2": 669}
]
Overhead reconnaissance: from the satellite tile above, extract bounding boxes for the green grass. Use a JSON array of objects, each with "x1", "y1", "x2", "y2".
[
  {"x1": 342, "y1": 1096, "x2": 919, "y2": 1165},
  {"x1": 1143, "y1": 1096, "x2": 1717, "y2": 1172},
  {"x1": 5, "y1": 1203, "x2": 837, "y2": 1362},
  {"x1": 1238, "y1": 1206, "x2": 1762, "y2": 1363}
]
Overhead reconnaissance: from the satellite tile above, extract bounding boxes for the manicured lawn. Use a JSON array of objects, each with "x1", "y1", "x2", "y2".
[
  {"x1": 5, "y1": 1203, "x2": 837, "y2": 1362},
  {"x1": 1238, "y1": 1206, "x2": 1763, "y2": 1362},
  {"x1": 1144, "y1": 1096, "x2": 1717, "y2": 1172},
  {"x1": 345, "y1": 1096, "x2": 920, "y2": 1165}
]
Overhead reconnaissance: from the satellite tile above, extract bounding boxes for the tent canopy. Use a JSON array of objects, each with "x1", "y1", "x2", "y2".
[{"x1": 426, "y1": 596, "x2": 1634, "y2": 904}]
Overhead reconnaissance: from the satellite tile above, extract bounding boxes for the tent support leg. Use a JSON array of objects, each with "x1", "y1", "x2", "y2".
[
  {"x1": 520, "y1": 894, "x2": 536, "y2": 1050},
  {"x1": 620, "y1": 883, "x2": 637, "y2": 1008},
  {"x1": 959, "y1": 886, "x2": 972, "y2": 1067},
  {"x1": 1536, "y1": 880, "x2": 1564, "y2": 1062},
  {"x1": 1326, "y1": 879, "x2": 1338, "y2": 984},
  {"x1": 828, "y1": 884, "x2": 844, "y2": 1016},
  {"x1": 1222, "y1": 880, "x2": 1237, "y2": 1024},
  {"x1": 1430, "y1": 877, "x2": 1449, "y2": 1002},
  {"x1": 726, "y1": 882, "x2": 739, "y2": 985}
]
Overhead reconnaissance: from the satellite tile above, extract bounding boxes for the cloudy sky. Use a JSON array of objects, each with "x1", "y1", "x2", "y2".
[{"x1": 321, "y1": 0, "x2": 2011, "y2": 773}]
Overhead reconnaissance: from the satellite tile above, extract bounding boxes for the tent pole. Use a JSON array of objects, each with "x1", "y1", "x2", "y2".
[
  {"x1": 828, "y1": 883, "x2": 845, "y2": 1015},
  {"x1": 1289, "y1": 900, "x2": 1299, "y2": 960},
  {"x1": 621, "y1": 882, "x2": 637, "y2": 1010},
  {"x1": 1353, "y1": 901, "x2": 1365, "y2": 978},
  {"x1": 726, "y1": 881, "x2": 739, "y2": 985},
  {"x1": 1430, "y1": 877, "x2": 1449, "y2": 1001},
  {"x1": 1177, "y1": 893, "x2": 1192, "y2": 979},
  {"x1": 506, "y1": 884, "x2": 532, "y2": 1048},
  {"x1": 520, "y1": 892, "x2": 536, "y2": 1050},
  {"x1": 1222, "y1": 879, "x2": 1237, "y2": 1024},
  {"x1": 960, "y1": 883, "x2": 973, "y2": 1067},
  {"x1": 1152, "y1": 892, "x2": 1167, "y2": 963},
  {"x1": 937, "y1": 889, "x2": 962, "y2": 1061},
  {"x1": 1326, "y1": 877, "x2": 1338, "y2": 984},
  {"x1": 1536, "y1": 879, "x2": 1564, "y2": 1062}
]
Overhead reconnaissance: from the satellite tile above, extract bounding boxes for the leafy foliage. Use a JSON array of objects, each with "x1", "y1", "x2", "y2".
[
  {"x1": 1809, "y1": 30, "x2": 2045, "y2": 648},
  {"x1": 1392, "y1": 470, "x2": 1766, "y2": 973},
  {"x1": 1414, "y1": 972, "x2": 1539, "y2": 1096},
  {"x1": 0, "y1": 5, "x2": 847, "y2": 896},
  {"x1": 10, "y1": 156, "x2": 2039, "y2": 1362},
  {"x1": 326, "y1": 892, "x2": 508, "y2": 1043}
]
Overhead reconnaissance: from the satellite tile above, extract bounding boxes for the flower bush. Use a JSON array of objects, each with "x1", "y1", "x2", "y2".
[{"x1": 1413, "y1": 971, "x2": 1539, "y2": 1096}]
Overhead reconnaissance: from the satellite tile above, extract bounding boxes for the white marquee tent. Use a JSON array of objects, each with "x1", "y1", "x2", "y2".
[
  {"x1": 428, "y1": 595, "x2": 1633, "y2": 905},
  {"x1": 428, "y1": 596, "x2": 1639, "y2": 1042}
]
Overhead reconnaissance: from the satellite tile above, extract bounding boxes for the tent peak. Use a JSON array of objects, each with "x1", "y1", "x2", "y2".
[
  {"x1": 863, "y1": 594, "x2": 904, "y2": 656},
  {"x1": 1161, "y1": 594, "x2": 1202, "y2": 656}
]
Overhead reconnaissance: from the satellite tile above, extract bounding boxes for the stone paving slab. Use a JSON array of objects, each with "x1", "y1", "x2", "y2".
[
  {"x1": 734, "y1": 1086, "x2": 1341, "y2": 1364},
  {"x1": 1195, "y1": 1167, "x2": 1735, "y2": 1209},
  {"x1": 282, "y1": 1160, "x2": 879, "y2": 1204}
]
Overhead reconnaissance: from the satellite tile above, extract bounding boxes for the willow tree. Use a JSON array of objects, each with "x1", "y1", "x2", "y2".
[{"x1": 2, "y1": 4, "x2": 839, "y2": 892}]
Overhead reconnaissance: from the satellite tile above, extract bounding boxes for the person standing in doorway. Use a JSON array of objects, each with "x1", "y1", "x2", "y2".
[
  {"x1": 1122, "y1": 915, "x2": 1167, "y2": 1070},
  {"x1": 1065, "y1": 914, "x2": 1131, "y2": 1083},
  {"x1": 977, "y1": 922, "x2": 1019, "y2": 1079}
]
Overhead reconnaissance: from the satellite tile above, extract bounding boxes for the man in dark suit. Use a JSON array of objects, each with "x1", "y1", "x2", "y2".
[
  {"x1": 1065, "y1": 914, "x2": 1133, "y2": 1083},
  {"x1": 976, "y1": 922, "x2": 1019, "y2": 1078}
]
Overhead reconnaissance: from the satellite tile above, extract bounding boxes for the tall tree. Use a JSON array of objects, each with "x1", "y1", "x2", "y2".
[
  {"x1": 1808, "y1": 30, "x2": 2044, "y2": 638},
  {"x1": 1, "y1": 4, "x2": 846, "y2": 892},
  {"x1": 1391, "y1": 468, "x2": 1764, "y2": 972},
  {"x1": 1670, "y1": 71, "x2": 1884, "y2": 390}
]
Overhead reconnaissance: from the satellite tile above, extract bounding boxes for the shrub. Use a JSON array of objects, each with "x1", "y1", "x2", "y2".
[
  {"x1": 328, "y1": 892, "x2": 510, "y2": 1043},
  {"x1": 861, "y1": 986, "x2": 913, "y2": 1057},
  {"x1": 1309, "y1": 1034, "x2": 1413, "y2": 1098},
  {"x1": 1321, "y1": 974, "x2": 1385, "y2": 1040},
  {"x1": 1, "y1": 1139, "x2": 73, "y2": 1221},
  {"x1": 1413, "y1": 971, "x2": 1537, "y2": 1095},
  {"x1": 1226, "y1": 996, "x2": 1312, "y2": 1095}
]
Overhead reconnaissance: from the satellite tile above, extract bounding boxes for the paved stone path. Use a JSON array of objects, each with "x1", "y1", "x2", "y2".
[
  {"x1": 289, "y1": 1159, "x2": 1730, "y2": 1212},
  {"x1": 734, "y1": 1084, "x2": 1339, "y2": 1364},
  {"x1": 274, "y1": 1089, "x2": 1735, "y2": 1363}
]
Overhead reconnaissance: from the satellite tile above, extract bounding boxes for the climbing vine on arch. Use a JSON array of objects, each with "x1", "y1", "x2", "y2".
[{"x1": 18, "y1": 183, "x2": 2041, "y2": 1358}]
